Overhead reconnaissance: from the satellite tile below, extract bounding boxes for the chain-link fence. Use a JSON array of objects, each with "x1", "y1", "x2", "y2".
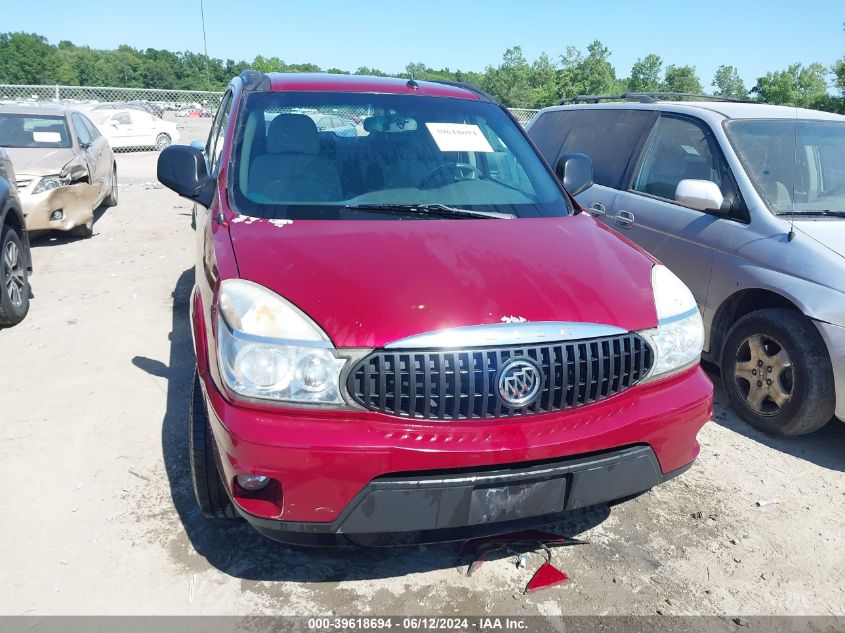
[{"x1": 0, "y1": 84, "x2": 538, "y2": 153}]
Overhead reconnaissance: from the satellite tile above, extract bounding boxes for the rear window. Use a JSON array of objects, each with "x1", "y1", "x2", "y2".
[
  {"x1": 529, "y1": 109, "x2": 657, "y2": 188},
  {"x1": 229, "y1": 91, "x2": 571, "y2": 220},
  {"x1": 0, "y1": 113, "x2": 71, "y2": 148}
]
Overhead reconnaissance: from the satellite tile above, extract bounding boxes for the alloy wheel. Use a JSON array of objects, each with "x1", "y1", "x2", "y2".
[
  {"x1": 3, "y1": 239, "x2": 25, "y2": 308},
  {"x1": 733, "y1": 333, "x2": 794, "y2": 416}
]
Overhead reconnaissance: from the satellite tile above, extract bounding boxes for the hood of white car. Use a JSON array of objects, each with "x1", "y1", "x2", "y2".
[{"x1": 795, "y1": 219, "x2": 845, "y2": 258}]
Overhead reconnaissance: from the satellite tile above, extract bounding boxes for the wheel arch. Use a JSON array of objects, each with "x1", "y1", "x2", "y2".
[
  {"x1": 707, "y1": 289, "x2": 802, "y2": 366},
  {"x1": 1, "y1": 200, "x2": 32, "y2": 272}
]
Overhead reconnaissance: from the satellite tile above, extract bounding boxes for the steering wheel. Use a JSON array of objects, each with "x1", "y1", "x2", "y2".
[{"x1": 419, "y1": 162, "x2": 483, "y2": 189}]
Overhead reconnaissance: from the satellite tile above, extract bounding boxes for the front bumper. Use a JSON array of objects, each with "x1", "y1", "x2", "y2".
[
  {"x1": 200, "y1": 365, "x2": 712, "y2": 543},
  {"x1": 241, "y1": 445, "x2": 690, "y2": 546},
  {"x1": 815, "y1": 320, "x2": 845, "y2": 422},
  {"x1": 19, "y1": 182, "x2": 100, "y2": 232}
]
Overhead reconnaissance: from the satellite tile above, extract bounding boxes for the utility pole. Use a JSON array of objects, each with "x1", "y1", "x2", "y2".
[{"x1": 200, "y1": 0, "x2": 211, "y2": 90}]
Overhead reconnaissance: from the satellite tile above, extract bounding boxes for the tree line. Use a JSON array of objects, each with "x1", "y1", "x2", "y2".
[{"x1": 1, "y1": 32, "x2": 843, "y2": 112}]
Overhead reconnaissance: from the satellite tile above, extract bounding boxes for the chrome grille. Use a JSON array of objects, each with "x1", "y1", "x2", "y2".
[
  {"x1": 347, "y1": 333, "x2": 653, "y2": 420},
  {"x1": 15, "y1": 177, "x2": 32, "y2": 190}
]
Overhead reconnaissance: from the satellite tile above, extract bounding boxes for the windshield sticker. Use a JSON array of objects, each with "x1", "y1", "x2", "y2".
[
  {"x1": 680, "y1": 145, "x2": 701, "y2": 156},
  {"x1": 425, "y1": 123, "x2": 494, "y2": 153},
  {"x1": 32, "y1": 131, "x2": 62, "y2": 143}
]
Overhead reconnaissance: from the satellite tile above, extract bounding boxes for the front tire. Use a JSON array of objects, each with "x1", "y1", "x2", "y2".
[
  {"x1": 0, "y1": 225, "x2": 30, "y2": 327},
  {"x1": 103, "y1": 165, "x2": 118, "y2": 207},
  {"x1": 189, "y1": 370, "x2": 238, "y2": 519},
  {"x1": 155, "y1": 133, "x2": 172, "y2": 151},
  {"x1": 69, "y1": 218, "x2": 94, "y2": 239},
  {"x1": 720, "y1": 308, "x2": 834, "y2": 436}
]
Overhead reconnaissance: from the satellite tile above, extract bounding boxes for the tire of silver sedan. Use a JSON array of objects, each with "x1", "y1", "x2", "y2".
[
  {"x1": 0, "y1": 225, "x2": 30, "y2": 327},
  {"x1": 155, "y1": 133, "x2": 172, "y2": 151},
  {"x1": 69, "y1": 218, "x2": 94, "y2": 239},
  {"x1": 720, "y1": 308, "x2": 835, "y2": 436},
  {"x1": 189, "y1": 370, "x2": 238, "y2": 520},
  {"x1": 103, "y1": 165, "x2": 118, "y2": 207}
]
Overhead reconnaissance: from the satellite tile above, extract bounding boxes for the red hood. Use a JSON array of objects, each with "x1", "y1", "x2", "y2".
[{"x1": 228, "y1": 214, "x2": 658, "y2": 348}]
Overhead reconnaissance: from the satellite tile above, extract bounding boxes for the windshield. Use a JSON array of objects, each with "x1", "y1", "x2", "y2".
[
  {"x1": 726, "y1": 119, "x2": 845, "y2": 214},
  {"x1": 0, "y1": 113, "x2": 71, "y2": 149},
  {"x1": 230, "y1": 91, "x2": 570, "y2": 220}
]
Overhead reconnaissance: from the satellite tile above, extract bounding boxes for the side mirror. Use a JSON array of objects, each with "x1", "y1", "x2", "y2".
[
  {"x1": 157, "y1": 145, "x2": 215, "y2": 208},
  {"x1": 675, "y1": 179, "x2": 725, "y2": 212},
  {"x1": 555, "y1": 153, "x2": 594, "y2": 197}
]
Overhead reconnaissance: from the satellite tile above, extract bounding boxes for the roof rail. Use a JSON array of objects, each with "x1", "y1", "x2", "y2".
[
  {"x1": 556, "y1": 92, "x2": 750, "y2": 105},
  {"x1": 429, "y1": 79, "x2": 496, "y2": 103},
  {"x1": 239, "y1": 69, "x2": 271, "y2": 92}
]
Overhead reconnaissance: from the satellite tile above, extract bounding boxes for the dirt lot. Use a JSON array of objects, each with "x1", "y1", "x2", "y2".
[{"x1": 1, "y1": 151, "x2": 843, "y2": 618}]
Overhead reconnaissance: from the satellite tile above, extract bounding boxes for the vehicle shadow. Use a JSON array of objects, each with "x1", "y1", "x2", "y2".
[
  {"x1": 704, "y1": 363, "x2": 845, "y2": 473},
  {"x1": 28, "y1": 205, "x2": 109, "y2": 248},
  {"x1": 139, "y1": 267, "x2": 611, "y2": 582}
]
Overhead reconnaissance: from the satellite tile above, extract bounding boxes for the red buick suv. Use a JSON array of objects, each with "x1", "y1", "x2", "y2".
[{"x1": 157, "y1": 71, "x2": 713, "y2": 545}]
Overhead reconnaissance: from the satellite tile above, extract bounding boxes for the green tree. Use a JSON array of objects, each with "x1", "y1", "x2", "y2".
[
  {"x1": 529, "y1": 52, "x2": 559, "y2": 107},
  {"x1": 0, "y1": 32, "x2": 56, "y2": 83},
  {"x1": 662, "y1": 64, "x2": 703, "y2": 94},
  {"x1": 712, "y1": 65, "x2": 746, "y2": 99},
  {"x1": 577, "y1": 40, "x2": 617, "y2": 95},
  {"x1": 751, "y1": 62, "x2": 829, "y2": 107},
  {"x1": 480, "y1": 46, "x2": 535, "y2": 107},
  {"x1": 629, "y1": 54, "x2": 662, "y2": 92},
  {"x1": 252, "y1": 55, "x2": 285, "y2": 73}
]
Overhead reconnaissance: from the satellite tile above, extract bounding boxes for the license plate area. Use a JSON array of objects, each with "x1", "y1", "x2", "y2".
[{"x1": 467, "y1": 477, "x2": 567, "y2": 525}]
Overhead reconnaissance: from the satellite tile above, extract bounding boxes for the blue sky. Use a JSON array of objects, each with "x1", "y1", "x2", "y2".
[{"x1": 4, "y1": 0, "x2": 844, "y2": 88}]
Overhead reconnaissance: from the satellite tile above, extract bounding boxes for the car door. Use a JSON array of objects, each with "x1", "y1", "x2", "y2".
[
  {"x1": 107, "y1": 111, "x2": 136, "y2": 147},
  {"x1": 611, "y1": 113, "x2": 743, "y2": 312},
  {"x1": 71, "y1": 113, "x2": 108, "y2": 192},
  {"x1": 81, "y1": 114, "x2": 113, "y2": 194}
]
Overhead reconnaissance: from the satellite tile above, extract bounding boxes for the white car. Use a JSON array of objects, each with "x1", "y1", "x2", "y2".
[{"x1": 88, "y1": 109, "x2": 180, "y2": 151}]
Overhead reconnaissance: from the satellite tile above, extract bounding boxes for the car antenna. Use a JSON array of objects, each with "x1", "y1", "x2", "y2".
[
  {"x1": 406, "y1": 73, "x2": 419, "y2": 90},
  {"x1": 787, "y1": 108, "x2": 797, "y2": 242}
]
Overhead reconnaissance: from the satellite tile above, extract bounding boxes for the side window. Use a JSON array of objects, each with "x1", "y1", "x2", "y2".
[
  {"x1": 72, "y1": 113, "x2": 92, "y2": 146},
  {"x1": 82, "y1": 115, "x2": 101, "y2": 140},
  {"x1": 114, "y1": 112, "x2": 132, "y2": 125},
  {"x1": 207, "y1": 91, "x2": 233, "y2": 174},
  {"x1": 632, "y1": 115, "x2": 739, "y2": 210},
  {"x1": 527, "y1": 110, "x2": 578, "y2": 166},
  {"x1": 559, "y1": 110, "x2": 658, "y2": 189}
]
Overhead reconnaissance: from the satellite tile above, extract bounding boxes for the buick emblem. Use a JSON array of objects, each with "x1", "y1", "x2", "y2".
[{"x1": 498, "y1": 358, "x2": 542, "y2": 407}]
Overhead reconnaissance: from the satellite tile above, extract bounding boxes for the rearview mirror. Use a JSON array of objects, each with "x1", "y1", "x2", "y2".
[
  {"x1": 157, "y1": 145, "x2": 215, "y2": 208},
  {"x1": 675, "y1": 179, "x2": 724, "y2": 212},
  {"x1": 555, "y1": 153, "x2": 593, "y2": 197}
]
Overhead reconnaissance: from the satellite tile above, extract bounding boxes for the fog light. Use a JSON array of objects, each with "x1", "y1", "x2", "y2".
[
  {"x1": 236, "y1": 474, "x2": 270, "y2": 491},
  {"x1": 49, "y1": 209, "x2": 64, "y2": 221}
]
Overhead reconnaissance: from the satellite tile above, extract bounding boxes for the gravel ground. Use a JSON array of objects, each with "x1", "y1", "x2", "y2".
[{"x1": 1, "y1": 151, "x2": 843, "y2": 618}]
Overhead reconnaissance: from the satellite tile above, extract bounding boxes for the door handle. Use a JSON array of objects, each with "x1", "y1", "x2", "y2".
[
  {"x1": 615, "y1": 210, "x2": 635, "y2": 229},
  {"x1": 586, "y1": 202, "x2": 606, "y2": 218}
]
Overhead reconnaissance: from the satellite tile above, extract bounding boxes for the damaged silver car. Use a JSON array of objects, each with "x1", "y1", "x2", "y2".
[{"x1": 0, "y1": 106, "x2": 118, "y2": 238}]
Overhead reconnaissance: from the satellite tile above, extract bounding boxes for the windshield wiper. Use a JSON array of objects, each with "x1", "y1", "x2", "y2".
[
  {"x1": 344, "y1": 203, "x2": 516, "y2": 220},
  {"x1": 778, "y1": 210, "x2": 845, "y2": 218}
]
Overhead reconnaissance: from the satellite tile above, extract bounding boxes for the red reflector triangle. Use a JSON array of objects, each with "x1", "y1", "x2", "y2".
[{"x1": 525, "y1": 562, "x2": 569, "y2": 594}]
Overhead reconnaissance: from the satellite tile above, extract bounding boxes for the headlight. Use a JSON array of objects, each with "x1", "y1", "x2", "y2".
[
  {"x1": 640, "y1": 265, "x2": 704, "y2": 380},
  {"x1": 216, "y1": 279, "x2": 346, "y2": 405},
  {"x1": 32, "y1": 174, "x2": 71, "y2": 194}
]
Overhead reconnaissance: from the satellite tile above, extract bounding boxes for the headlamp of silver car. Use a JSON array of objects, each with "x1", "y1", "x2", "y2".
[
  {"x1": 32, "y1": 173, "x2": 71, "y2": 194},
  {"x1": 640, "y1": 265, "x2": 705, "y2": 380},
  {"x1": 216, "y1": 279, "x2": 346, "y2": 405}
]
